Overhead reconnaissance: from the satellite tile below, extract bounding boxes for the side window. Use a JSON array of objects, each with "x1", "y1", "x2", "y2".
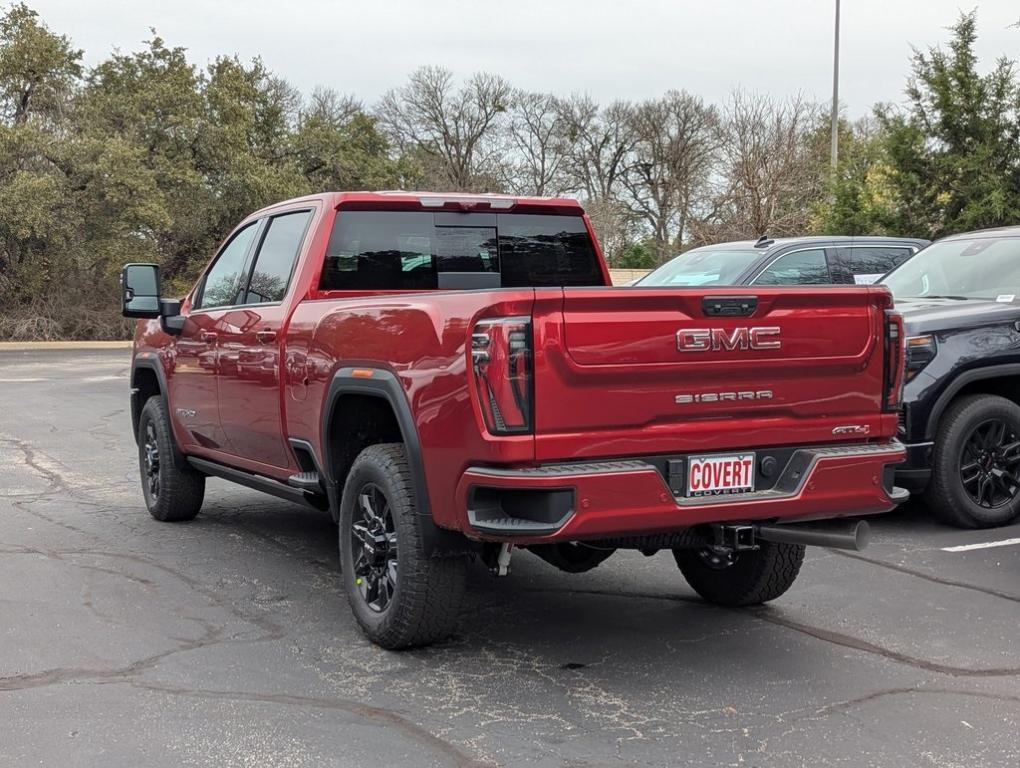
[
  {"x1": 196, "y1": 222, "x2": 259, "y2": 310},
  {"x1": 840, "y1": 246, "x2": 913, "y2": 285},
  {"x1": 753, "y1": 249, "x2": 830, "y2": 285},
  {"x1": 244, "y1": 210, "x2": 313, "y2": 304}
]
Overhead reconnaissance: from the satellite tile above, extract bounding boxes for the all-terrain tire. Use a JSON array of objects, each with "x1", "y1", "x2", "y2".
[
  {"x1": 339, "y1": 443, "x2": 468, "y2": 649},
  {"x1": 923, "y1": 394, "x2": 1020, "y2": 529},
  {"x1": 137, "y1": 397, "x2": 205, "y2": 522},
  {"x1": 673, "y1": 541, "x2": 805, "y2": 606}
]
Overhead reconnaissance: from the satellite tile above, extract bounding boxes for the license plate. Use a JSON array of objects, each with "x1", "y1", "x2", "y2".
[{"x1": 686, "y1": 453, "x2": 755, "y2": 497}]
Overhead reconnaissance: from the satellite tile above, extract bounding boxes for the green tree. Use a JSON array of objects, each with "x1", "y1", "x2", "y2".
[
  {"x1": 617, "y1": 240, "x2": 657, "y2": 269},
  {"x1": 883, "y1": 11, "x2": 1020, "y2": 236},
  {"x1": 811, "y1": 118, "x2": 902, "y2": 235},
  {"x1": 815, "y1": 12, "x2": 1020, "y2": 239},
  {"x1": 0, "y1": 4, "x2": 81, "y2": 315},
  {"x1": 0, "y1": 3, "x2": 80, "y2": 126}
]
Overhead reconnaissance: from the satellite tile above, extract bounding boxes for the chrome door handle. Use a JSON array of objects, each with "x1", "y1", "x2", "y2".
[
  {"x1": 255, "y1": 329, "x2": 277, "y2": 344},
  {"x1": 199, "y1": 331, "x2": 218, "y2": 343}
]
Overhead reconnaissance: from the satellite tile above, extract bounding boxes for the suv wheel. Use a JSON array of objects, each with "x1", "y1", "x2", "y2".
[
  {"x1": 673, "y1": 541, "x2": 805, "y2": 606},
  {"x1": 137, "y1": 397, "x2": 205, "y2": 522},
  {"x1": 925, "y1": 394, "x2": 1020, "y2": 528},
  {"x1": 339, "y1": 443, "x2": 468, "y2": 649}
]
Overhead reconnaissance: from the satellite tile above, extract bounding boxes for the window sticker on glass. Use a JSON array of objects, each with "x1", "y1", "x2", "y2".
[
  {"x1": 996, "y1": 294, "x2": 1015, "y2": 303},
  {"x1": 853, "y1": 273, "x2": 884, "y2": 285}
]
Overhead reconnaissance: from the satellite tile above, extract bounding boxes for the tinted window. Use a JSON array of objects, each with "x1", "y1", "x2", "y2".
[
  {"x1": 496, "y1": 214, "x2": 601, "y2": 287},
  {"x1": 320, "y1": 211, "x2": 601, "y2": 290},
  {"x1": 753, "y1": 249, "x2": 830, "y2": 285},
  {"x1": 839, "y1": 246, "x2": 912, "y2": 285},
  {"x1": 244, "y1": 211, "x2": 312, "y2": 303},
  {"x1": 197, "y1": 222, "x2": 259, "y2": 309}
]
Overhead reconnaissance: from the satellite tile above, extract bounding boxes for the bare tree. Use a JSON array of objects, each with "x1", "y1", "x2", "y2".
[
  {"x1": 706, "y1": 91, "x2": 821, "y2": 240},
  {"x1": 558, "y1": 95, "x2": 635, "y2": 200},
  {"x1": 376, "y1": 66, "x2": 511, "y2": 191},
  {"x1": 585, "y1": 197, "x2": 640, "y2": 266},
  {"x1": 500, "y1": 91, "x2": 567, "y2": 195},
  {"x1": 306, "y1": 86, "x2": 362, "y2": 125},
  {"x1": 623, "y1": 90, "x2": 720, "y2": 260}
]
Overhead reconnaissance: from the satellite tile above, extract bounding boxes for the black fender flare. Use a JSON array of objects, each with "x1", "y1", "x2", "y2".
[
  {"x1": 130, "y1": 355, "x2": 189, "y2": 471},
  {"x1": 321, "y1": 367, "x2": 470, "y2": 556},
  {"x1": 925, "y1": 363, "x2": 1020, "y2": 440}
]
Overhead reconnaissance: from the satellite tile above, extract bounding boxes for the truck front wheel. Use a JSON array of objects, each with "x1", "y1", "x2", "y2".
[
  {"x1": 673, "y1": 541, "x2": 805, "y2": 606},
  {"x1": 137, "y1": 397, "x2": 205, "y2": 522},
  {"x1": 339, "y1": 443, "x2": 468, "y2": 649}
]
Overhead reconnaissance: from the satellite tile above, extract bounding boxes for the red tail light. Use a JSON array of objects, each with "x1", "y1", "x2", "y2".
[
  {"x1": 884, "y1": 310, "x2": 906, "y2": 410},
  {"x1": 472, "y1": 317, "x2": 533, "y2": 434}
]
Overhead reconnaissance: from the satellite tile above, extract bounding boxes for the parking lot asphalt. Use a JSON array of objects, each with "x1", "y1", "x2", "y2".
[{"x1": 1, "y1": 348, "x2": 1019, "y2": 767}]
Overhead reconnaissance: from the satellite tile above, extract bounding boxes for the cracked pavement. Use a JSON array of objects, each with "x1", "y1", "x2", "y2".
[{"x1": 1, "y1": 348, "x2": 1019, "y2": 767}]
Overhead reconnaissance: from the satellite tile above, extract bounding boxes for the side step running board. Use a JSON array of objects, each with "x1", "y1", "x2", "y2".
[
  {"x1": 188, "y1": 458, "x2": 328, "y2": 511},
  {"x1": 287, "y1": 471, "x2": 323, "y2": 492}
]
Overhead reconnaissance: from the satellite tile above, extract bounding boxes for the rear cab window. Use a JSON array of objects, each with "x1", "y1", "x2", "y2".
[{"x1": 319, "y1": 210, "x2": 603, "y2": 291}]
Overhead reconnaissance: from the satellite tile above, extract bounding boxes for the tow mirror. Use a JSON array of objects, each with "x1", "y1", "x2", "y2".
[
  {"x1": 121, "y1": 263, "x2": 185, "y2": 335},
  {"x1": 121, "y1": 263, "x2": 161, "y2": 318}
]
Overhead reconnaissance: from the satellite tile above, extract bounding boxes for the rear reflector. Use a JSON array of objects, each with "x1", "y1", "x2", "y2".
[{"x1": 471, "y1": 317, "x2": 533, "y2": 434}]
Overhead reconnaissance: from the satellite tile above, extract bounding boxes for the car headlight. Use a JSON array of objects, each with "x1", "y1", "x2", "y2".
[{"x1": 905, "y1": 335, "x2": 936, "y2": 381}]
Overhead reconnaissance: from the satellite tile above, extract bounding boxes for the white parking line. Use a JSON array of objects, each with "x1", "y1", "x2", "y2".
[{"x1": 942, "y1": 537, "x2": 1020, "y2": 553}]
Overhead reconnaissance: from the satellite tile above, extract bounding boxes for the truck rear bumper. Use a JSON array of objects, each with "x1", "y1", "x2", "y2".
[{"x1": 455, "y1": 441, "x2": 907, "y2": 544}]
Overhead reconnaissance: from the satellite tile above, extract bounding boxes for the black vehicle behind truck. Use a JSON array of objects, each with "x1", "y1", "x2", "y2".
[
  {"x1": 634, "y1": 235, "x2": 928, "y2": 288},
  {"x1": 884, "y1": 226, "x2": 1020, "y2": 528}
]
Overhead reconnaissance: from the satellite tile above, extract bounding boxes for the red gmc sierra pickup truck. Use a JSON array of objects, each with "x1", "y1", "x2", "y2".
[{"x1": 121, "y1": 191, "x2": 907, "y2": 649}]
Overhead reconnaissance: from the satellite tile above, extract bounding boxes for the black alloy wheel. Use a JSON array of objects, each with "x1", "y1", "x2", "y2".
[
  {"x1": 136, "y1": 397, "x2": 204, "y2": 522},
  {"x1": 924, "y1": 394, "x2": 1020, "y2": 528},
  {"x1": 143, "y1": 420, "x2": 161, "y2": 502},
  {"x1": 959, "y1": 418, "x2": 1020, "y2": 509},
  {"x1": 338, "y1": 443, "x2": 468, "y2": 649},
  {"x1": 349, "y1": 483, "x2": 399, "y2": 613}
]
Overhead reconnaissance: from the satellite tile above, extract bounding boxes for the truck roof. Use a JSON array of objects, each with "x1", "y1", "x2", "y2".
[{"x1": 249, "y1": 191, "x2": 585, "y2": 218}]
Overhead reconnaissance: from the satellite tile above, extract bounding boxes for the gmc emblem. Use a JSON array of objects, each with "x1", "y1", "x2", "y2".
[{"x1": 676, "y1": 326, "x2": 782, "y2": 352}]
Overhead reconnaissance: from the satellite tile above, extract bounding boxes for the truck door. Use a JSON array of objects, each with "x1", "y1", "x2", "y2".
[
  {"x1": 171, "y1": 220, "x2": 260, "y2": 451},
  {"x1": 216, "y1": 209, "x2": 313, "y2": 469}
]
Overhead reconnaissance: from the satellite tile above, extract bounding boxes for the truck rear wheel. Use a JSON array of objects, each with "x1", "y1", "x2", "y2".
[
  {"x1": 339, "y1": 443, "x2": 468, "y2": 649},
  {"x1": 924, "y1": 394, "x2": 1020, "y2": 529},
  {"x1": 137, "y1": 397, "x2": 205, "y2": 522},
  {"x1": 673, "y1": 541, "x2": 805, "y2": 606}
]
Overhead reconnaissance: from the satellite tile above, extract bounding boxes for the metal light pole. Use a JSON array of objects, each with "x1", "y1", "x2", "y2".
[{"x1": 830, "y1": 0, "x2": 841, "y2": 170}]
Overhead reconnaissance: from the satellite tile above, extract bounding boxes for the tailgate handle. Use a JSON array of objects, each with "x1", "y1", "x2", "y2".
[{"x1": 702, "y1": 295, "x2": 758, "y2": 317}]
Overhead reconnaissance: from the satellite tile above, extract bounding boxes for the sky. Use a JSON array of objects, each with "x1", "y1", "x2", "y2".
[{"x1": 25, "y1": 0, "x2": 1020, "y2": 117}]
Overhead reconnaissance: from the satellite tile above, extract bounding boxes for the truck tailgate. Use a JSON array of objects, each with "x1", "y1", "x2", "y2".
[{"x1": 533, "y1": 286, "x2": 895, "y2": 461}]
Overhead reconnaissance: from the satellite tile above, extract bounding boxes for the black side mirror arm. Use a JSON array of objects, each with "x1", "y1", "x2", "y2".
[{"x1": 159, "y1": 299, "x2": 185, "y2": 336}]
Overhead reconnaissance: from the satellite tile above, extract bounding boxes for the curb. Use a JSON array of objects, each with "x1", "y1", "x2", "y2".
[{"x1": 0, "y1": 341, "x2": 132, "y2": 351}]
